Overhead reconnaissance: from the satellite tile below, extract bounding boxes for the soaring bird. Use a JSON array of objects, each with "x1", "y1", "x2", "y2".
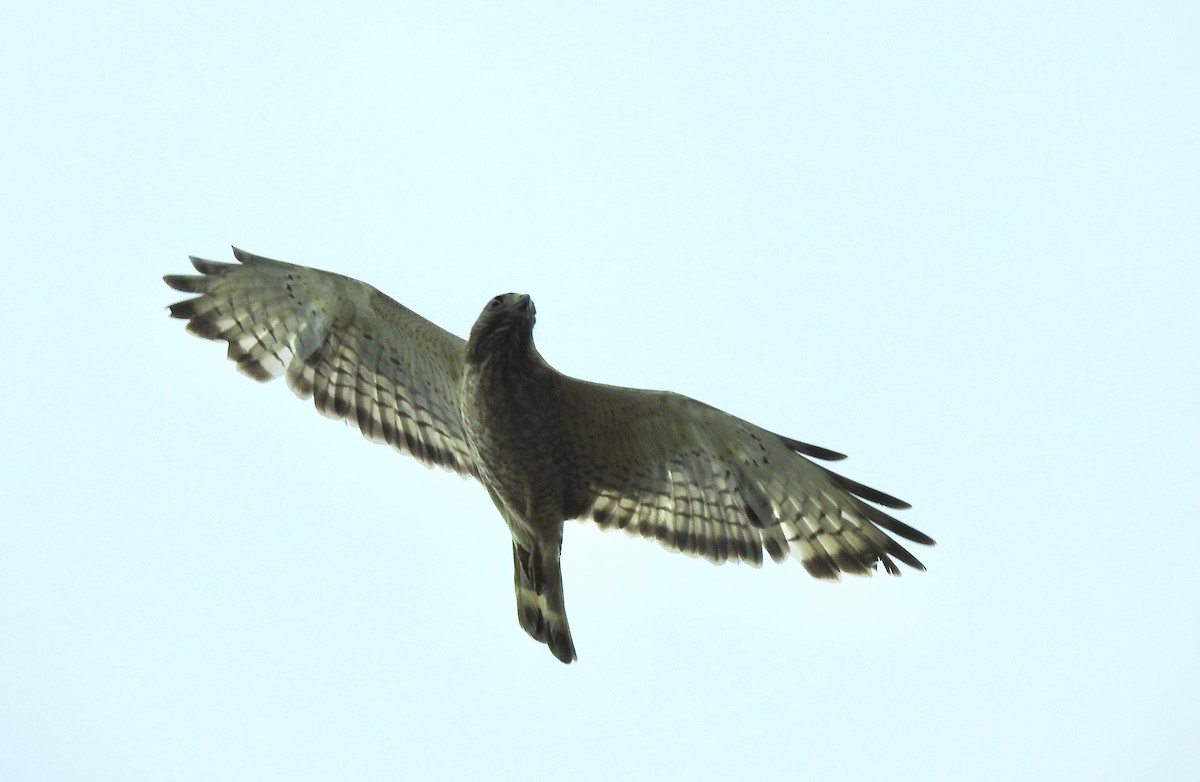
[{"x1": 164, "y1": 248, "x2": 934, "y2": 663}]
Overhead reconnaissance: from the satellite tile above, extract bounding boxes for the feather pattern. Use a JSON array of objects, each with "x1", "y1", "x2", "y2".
[
  {"x1": 165, "y1": 248, "x2": 475, "y2": 475},
  {"x1": 165, "y1": 249, "x2": 935, "y2": 664},
  {"x1": 560, "y1": 383, "x2": 934, "y2": 579}
]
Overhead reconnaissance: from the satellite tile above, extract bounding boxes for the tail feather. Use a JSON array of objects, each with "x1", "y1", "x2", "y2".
[{"x1": 512, "y1": 540, "x2": 576, "y2": 664}]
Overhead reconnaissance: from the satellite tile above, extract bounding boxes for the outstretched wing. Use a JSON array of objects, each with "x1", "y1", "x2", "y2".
[
  {"x1": 165, "y1": 248, "x2": 476, "y2": 475},
  {"x1": 561, "y1": 381, "x2": 934, "y2": 578}
]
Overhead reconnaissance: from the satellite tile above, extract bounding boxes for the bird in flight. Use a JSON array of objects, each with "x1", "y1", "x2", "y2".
[{"x1": 165, "y1": 248, "x2": 934, "y2": 663}]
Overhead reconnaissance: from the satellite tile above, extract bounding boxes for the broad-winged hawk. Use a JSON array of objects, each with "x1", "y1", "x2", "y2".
[{"x1": 165, "y1": 248, "x2": 934, "y2": 663}]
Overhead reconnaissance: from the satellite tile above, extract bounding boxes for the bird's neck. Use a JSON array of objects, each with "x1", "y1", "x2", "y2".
[{"x1": 466, "y1": 329, "x2": 536, "y2": 370}]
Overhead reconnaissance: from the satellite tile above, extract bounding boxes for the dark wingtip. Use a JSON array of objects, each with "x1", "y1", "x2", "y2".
[
  {"x1": 182, "y1": 256, "x2": 238, "y2": 276},
  {"x1": 816, "y1": 465, "x2": 912, "y2": 510},
  {"x1": 780, "y1": 436, "x2": 847, "y2": 461},
  {"x1": 861, "y1": 503, "x2": 937, "y2": 547},
  {"x1": 163, "y1": 274, "x2": 195, "y2": 292},
  {"x1": 885, "y1": 540, "x2": 927, "y2": 571},
  {"x1": 165, "y1": 298, "x2": 199, "y2": 321},
  {"x1": 232, "y1": 246, "x2": 279, "y2": 265}
]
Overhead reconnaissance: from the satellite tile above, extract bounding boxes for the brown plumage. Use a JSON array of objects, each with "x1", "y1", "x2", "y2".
[{"x1": 165, "y1": 248, "x2": 935, "y2": 663}]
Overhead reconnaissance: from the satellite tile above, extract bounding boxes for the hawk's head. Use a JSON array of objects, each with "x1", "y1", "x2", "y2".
[{"x1": 466, "y1": 292, "x2": 537, "y2": 364}]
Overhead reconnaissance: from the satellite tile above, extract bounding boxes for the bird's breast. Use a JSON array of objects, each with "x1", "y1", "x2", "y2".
[{"x1": 460, "y1": 363, "x2": 571, "y2": 529}]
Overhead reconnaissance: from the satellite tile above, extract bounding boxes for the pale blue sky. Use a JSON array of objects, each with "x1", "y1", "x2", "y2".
[{"x1": 2, "y1": 2, "x2": 1197, "y2": 779}]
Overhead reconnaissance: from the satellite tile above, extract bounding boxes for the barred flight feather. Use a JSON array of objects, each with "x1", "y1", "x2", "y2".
[
  {"x1": 165, "y1": 250, "x2": 476, "y2": 477},
  {"x1": 566, "y1": 384, "x2": 933, "y2": 582},
  {"x1": 166, "y1": 248, "x2": 935, "y2": 665}
]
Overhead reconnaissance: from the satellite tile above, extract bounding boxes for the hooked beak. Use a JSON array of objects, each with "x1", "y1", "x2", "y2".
[{"x1": 517, "y1": 294, "x2": 535, "y2": 320}]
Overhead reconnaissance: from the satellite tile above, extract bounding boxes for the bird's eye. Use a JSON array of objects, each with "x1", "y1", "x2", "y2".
[{"x1": 488, "y1": 295, "x2": 504, "y2": 309}]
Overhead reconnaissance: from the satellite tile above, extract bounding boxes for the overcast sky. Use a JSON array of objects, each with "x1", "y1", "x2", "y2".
[{"x1": 2, "y1": 2, "x2": 1197, "y2": 780}]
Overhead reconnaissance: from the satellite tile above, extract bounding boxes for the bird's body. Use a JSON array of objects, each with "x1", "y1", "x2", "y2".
[
  {"x1": 165, "y1": 249, "x2": 934, "y2": 663},
  {"x1": 462, "y1": 301, "x2": 571, "y2": 542},
  {"x1": 461, "y1": 302, "x2": 580, "y2": 659}
]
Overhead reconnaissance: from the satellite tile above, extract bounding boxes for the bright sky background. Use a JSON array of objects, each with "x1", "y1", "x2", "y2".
[{"x1": 3, "y1": 2, "x2": 1197, "y2": 780}]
